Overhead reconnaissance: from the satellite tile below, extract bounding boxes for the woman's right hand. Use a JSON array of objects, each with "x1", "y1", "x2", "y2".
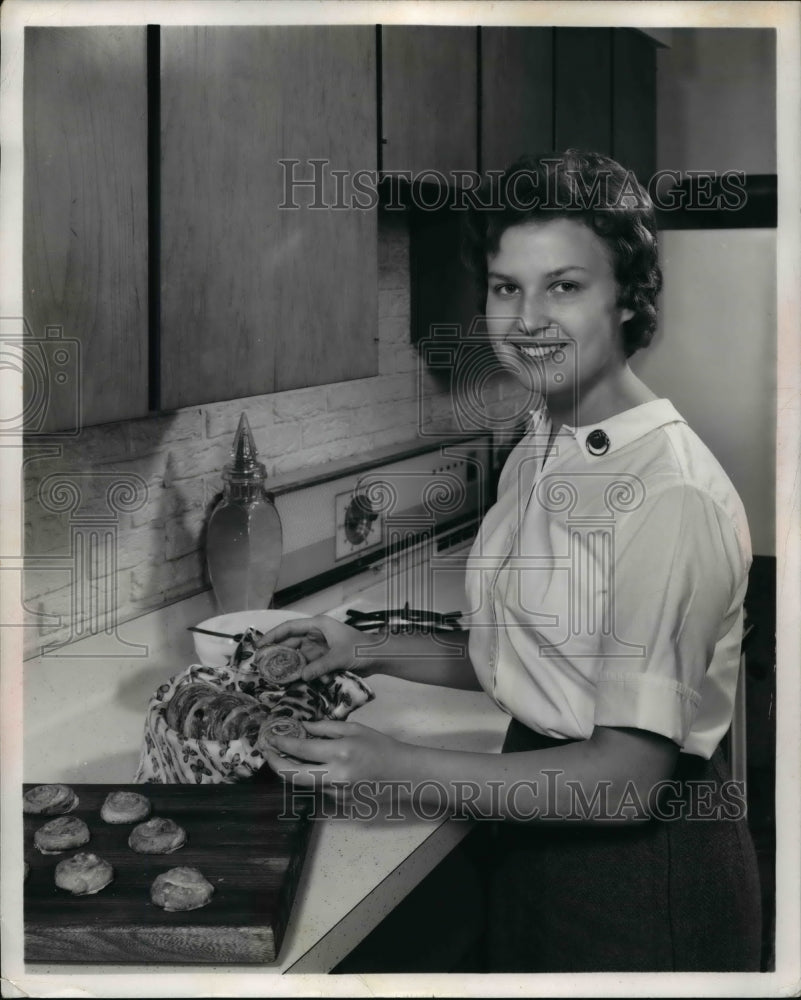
[{"x1": 254, "y1": 615, "x2": 376, "y2": 682}]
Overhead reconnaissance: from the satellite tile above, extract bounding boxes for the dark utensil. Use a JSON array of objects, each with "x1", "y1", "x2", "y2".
[
  {"x1": 343, "y1": 604, "x2": 464, "y2": 633},
  {"x1": 188, "y1": 625, "x2": 244, "y2": 641}
]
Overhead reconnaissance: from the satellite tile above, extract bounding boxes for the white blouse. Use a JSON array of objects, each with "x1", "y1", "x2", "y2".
[{"x1": 464, "y1": 399, "x2": 751, "y2": 759}]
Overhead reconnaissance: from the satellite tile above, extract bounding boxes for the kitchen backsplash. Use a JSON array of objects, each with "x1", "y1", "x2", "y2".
[{"x1": 22, "y1": 209, "x2": 529, "y2": 659}]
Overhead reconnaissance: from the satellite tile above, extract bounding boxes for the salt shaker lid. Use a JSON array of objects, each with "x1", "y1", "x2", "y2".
[{"x1": 224, "y1": 412, "x2": 266, "y2": 480}]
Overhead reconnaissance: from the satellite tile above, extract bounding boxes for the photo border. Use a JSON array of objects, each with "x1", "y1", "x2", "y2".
[{"x1": 1, "y1": 2, "x2": 798, "y2": 997}]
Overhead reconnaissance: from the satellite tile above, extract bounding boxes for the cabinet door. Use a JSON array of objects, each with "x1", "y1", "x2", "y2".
[
  {"x1": 612, "y1": 29, "x2": 657, "y2": 186},
  {"x1": 24, "y1": 27, "x2": 149, "y2": 431},
  {"x1": 411, "y1": 205, "x2": 479, "y2": 346},
  {"x1": 160, "y1": 26, "x2": 377, "y2": 409},
  {"x1": 381, "y1": 26, "x2": 477, "y2": 178},
  {"x1": 554, "y1": 29, "x2": 612, "y2": 155},
  {"x1": 410, "y1": 204, "x2": 498, "y2": 431},
  {"x1": 480, "y1": 27, "x2": 553, "y2": 173}
]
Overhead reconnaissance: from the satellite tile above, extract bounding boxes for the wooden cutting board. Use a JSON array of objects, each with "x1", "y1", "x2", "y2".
[{"x1": 24, "y1": 781, "x2": 313, "y2": 964}]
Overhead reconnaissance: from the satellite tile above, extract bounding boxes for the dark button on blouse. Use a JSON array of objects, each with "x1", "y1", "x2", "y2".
[{"x1": 586, "y1": 429, "x2": 610, "y2": 455}]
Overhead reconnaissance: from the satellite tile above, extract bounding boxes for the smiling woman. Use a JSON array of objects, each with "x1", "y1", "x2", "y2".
[
  {"x1": 471, "y1": 151, "x2": 663, "y2": 434},
  {"x1": 485, "y1": 217, "x2": 647, "y2": 431},
  {"x1": 257, "y1": 151, "x2": 763, "y2": 973}
]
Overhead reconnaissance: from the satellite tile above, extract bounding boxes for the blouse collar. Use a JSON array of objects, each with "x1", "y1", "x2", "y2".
[{"x1": 530, "y1": 399, "x2": 687, "y2": 459}]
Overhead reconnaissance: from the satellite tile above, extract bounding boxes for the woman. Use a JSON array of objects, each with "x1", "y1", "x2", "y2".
[{"x1": 260, "y1": 151, "x2": 763, "y2": 972}]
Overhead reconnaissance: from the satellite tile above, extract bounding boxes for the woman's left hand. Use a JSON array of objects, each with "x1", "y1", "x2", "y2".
[{"x1": 261, "y1": 719, "x2": 417, "y2": 798}]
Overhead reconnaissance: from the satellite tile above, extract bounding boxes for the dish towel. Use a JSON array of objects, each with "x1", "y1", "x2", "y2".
[{"x1": 135, "y1": 627, "x2": 374, "y2": 784}]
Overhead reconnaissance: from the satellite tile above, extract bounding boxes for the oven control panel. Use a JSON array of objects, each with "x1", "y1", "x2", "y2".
[
  {"x1": 332, "y1": 447, "x2": 484, "y2": 563},
  {"x1": 273, "y1": 434, "x2": 493, "y2": 595},
  {"x1": 334, "y1": 486, "x2": 385, "y2": 560}
]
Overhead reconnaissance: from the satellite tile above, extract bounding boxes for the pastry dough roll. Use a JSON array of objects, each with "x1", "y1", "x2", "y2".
[
  {"x1": 254, "y1": 645, "x2": 306, "y2": 686},
  {"x1": 202, "y1": 693, "x2": 256, "y2": 741},
  {"x1": 165, "y1": 682, "x2": 218, "y2": 734},
  {"x1": 239, "y1": 705, "x2": 273, "y2": 746},
  {"x1": 181, "y1": 690, "x2": 223, "y2": 739},
  {"x1": 217, "y1": 701, "x2": 259, "y2": 741},
  {"x1": 257, "y1": 715, "x2": 307, "y2": 755}
]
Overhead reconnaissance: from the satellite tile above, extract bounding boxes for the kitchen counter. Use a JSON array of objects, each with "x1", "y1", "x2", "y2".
[{"x1": 19, "y1": 550, "x2": 510, "y2": 981}]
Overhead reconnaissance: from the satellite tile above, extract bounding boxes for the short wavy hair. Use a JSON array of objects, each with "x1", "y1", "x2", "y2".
[{"x1": 463, "y1": 151, "x2": 662, "y2": 357}]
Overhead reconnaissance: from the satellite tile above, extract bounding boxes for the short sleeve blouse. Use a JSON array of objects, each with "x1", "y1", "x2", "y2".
[{"x1": 464, "y1": 399, "x2": 752, "y2": 759}]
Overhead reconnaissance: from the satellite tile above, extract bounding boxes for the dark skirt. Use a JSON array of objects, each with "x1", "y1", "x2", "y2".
[{"x1": 487, "y1": 719, "x2": 763, "y2": 972}]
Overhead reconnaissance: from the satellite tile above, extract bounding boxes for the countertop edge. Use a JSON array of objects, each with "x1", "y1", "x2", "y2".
[{"x1": 284, "y1": 818, "x2": 471, "y2": 974}]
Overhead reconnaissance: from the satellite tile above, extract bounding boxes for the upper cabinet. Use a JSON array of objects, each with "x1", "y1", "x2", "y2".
[
  {"x1": 612, "y1": 29, "x2": 657, "y2": 184},
  {"x1": 381, "y1": 26, "x2": 477, "y2": 177},
  {"x1": 24, "y1": 27, "x2": 150, "y2": 431},
  {"x1": 380, "y1": 25, "x2": 656, "y2": 183},
  {"x1": 480, "y1": 28, "x2": 554, "y2": 173},
  {"x1": 23, "y1": 25, "x2": 660, "y2": 431},
  {"x1": 159, "y1": 26, "x2": 378, "y2": 410},
  {"x1": 553, "y1": 27, "x2": 659, "y2": 180},
  {"x1": 554, "y1": 28, "x2": 613, "y2": 155}
]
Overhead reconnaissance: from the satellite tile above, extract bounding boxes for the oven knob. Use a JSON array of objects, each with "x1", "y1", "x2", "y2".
[{"x1": 344, "y1": 491, "x2": 378, "y2": 545}]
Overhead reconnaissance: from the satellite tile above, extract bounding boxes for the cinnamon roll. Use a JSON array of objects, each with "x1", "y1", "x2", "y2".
[
  {"x1": 254, "y1": 644, "x2": 306, "y2": 686},
  {"x1": 257, "y1": 715, "x2": 307, "y2": 755},
  {"x1": 55, "y1": 852, "x2": 114, "y2": 895},
  {"x1": 34, "y1": 815, "x2": 90, "y2": 855},
  {"x1": 164, "y1": 683, "x2": 270, "y2": 743},
  {"x1": 100, "y1": 791, "x2": 151, "y2": 824},
  {"x1": 128, "y1": 817, "x2": 187, "y2": 854},
  {"x1": 23, "y1": 783, "x2": 78, "y2": 815},
  {"x1": 165, "y1": 682, "x2": 217, "y2": 734},
  {"x1": 150, "y1": 866, "x2": 214, "y2": 912}
]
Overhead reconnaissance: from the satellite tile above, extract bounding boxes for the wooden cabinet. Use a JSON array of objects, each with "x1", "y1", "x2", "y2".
[
  {"x1": 480, "y1": 27, "x2": 553, "y2": 173},
  {"x1": 554, "y1": 28, "x2": 613, "y2": 155},
  {"x1": 410, "y1": 202, "x2": 497, "y2": 427},
  {"x1": 612, "y1": 29, "x2": 658, "y2": 184},
  {"x1": 22, "y1": 25, "x2": 658, "y2": 428},
  {"x1": 23, "y1": 25, "x2": 378, "y2": 427},
  {"x1": 410, "y1": 204, "x2": 479, "y2": 347},
  {"x1": 23, "y1": 28, "x2": 150, "y2": 431},
  {"x1": 381, "y1": 26, "x2": 477, "y2": 177},
  {"x1": 159, "y1": 26, "x2": 378, "y2": 409}
]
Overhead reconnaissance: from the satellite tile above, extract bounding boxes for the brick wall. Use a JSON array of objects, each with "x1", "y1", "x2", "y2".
[{"x1": 22, "y1": 209, "x2": 530, "y2": 658}]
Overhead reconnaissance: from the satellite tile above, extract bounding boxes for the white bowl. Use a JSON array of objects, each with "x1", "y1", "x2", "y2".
[{"x1": 192, "y1": 609, "x2": 307, "y2": 667}]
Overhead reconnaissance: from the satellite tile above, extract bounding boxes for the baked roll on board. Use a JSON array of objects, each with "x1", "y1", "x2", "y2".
[
  {"x1": 54, "y1": 852, "x2": 114, "y2": 896},
  {"x1": 24, "y1": 783, "x2": 314, "y2": 964},
  {"x1": 24, "y1": 784, "x2": 79, "y2": 815},
  {"x1": 100, "y1": 791, "x2": 151, "y2": 824},
  {"x1": 128, "y1": 817, "x2": 187, "y2": 855},
  {"x1": 34, "y1": 816, "x2": 90, "y2": 855},
  {"x1": 150, "y1": 867, "x2": 215, "y2": 912}
]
